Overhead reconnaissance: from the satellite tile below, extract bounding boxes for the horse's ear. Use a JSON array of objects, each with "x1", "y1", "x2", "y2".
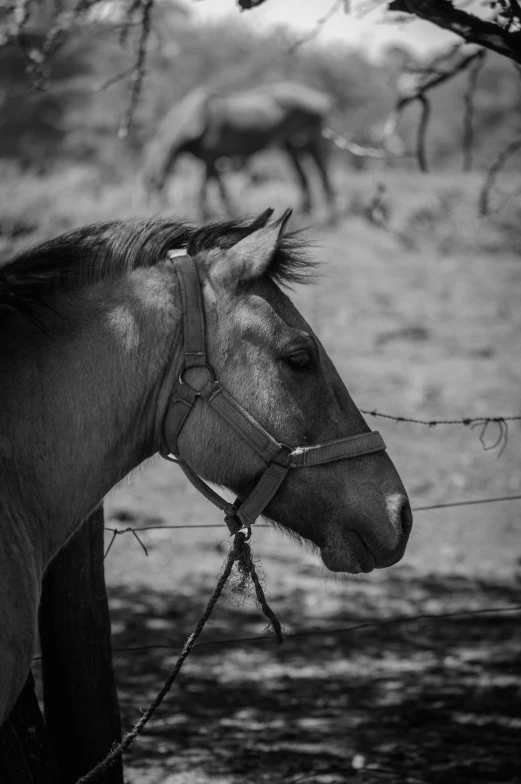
[{"x1": 211, "y1": 209, "x2": 292, "y2": 289}]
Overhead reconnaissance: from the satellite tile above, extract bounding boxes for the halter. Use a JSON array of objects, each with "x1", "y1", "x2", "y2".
[{"x1": 160, "y1": 251, "x2": 386, "y2": 536}]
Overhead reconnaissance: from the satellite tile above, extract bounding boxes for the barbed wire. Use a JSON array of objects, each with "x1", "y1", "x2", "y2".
[
  {"x1": 360, "y1": 411, "x2": 520, "y2": 457},
  {"x1": 103, "y1": 492, "x2": 521, "y2": 558},
  {"x1": 112, "y1": 603, "x2": 521, "y2": 653},
  {"x1": 360, "y1": 411, "x2": 521, "y2": 426},
  {"x1": 50, "y1": 487, "x2": 521, "y2": 778},
  {"x1": 32, "y1": 603, "x2": 521, "y2": 663}
]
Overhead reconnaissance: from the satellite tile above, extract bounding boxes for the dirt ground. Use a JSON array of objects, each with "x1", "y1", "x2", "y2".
[{"x1": 7, "y1": 163, "x2": 521, "y2": 783}]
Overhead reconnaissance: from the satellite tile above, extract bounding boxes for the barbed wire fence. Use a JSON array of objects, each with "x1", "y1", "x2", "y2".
[{"x1": 81, "y1": 488, "x2": 521, "y2": 780}]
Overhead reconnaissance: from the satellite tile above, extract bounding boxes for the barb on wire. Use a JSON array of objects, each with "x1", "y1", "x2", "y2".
[
  {"x1": 104, "y1": 526, "x2": 148, "y2": 558},
  {"x1": 360, "y1": 410, "x2": 521, "y2": 426},
  {"x1": 463, "y1": 49, "x2": 487, "y2": 171},
  {"x1": 76, "y1": 530, "x2": 281, "y2": 783},
  {"x1": 479, "y1": 130, "x2": 521, "y2": 215},
  {"x1": 361, "y1": 409, "x2": 519, "y2": 456}
]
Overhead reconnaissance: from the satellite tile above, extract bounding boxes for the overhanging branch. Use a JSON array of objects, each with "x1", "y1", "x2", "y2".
[
  {"x1": 237, "y1": 0, "x2": 269, "y2": 9},
  {"x1": 383, "y1": 46, "x2": 486, "y2": 171},
  {"x1": 388, "y1": 0, "x2": 521, "y2": 64}
]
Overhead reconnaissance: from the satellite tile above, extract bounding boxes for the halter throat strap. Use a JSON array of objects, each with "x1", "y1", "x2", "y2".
[{"x1": 160, "y1": 252, "x2": 386, "y2": 534}]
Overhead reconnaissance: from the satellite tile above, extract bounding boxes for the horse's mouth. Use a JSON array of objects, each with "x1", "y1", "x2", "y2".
[{"x1": 320, "y1": 530, "x2": 376, "y2": 574}]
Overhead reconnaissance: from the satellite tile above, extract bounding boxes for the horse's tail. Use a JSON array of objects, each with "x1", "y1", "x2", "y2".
[{"x1": 142, "y1": 87, "x2": 210, "y2": 193}]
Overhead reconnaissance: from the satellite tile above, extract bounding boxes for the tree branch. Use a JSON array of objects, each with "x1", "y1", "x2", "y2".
[
  {"x1": 416, "y1": 93, "x2": 430, "y2": 172},
  {"x1": 118, "y1": 0, "x2": 155, "y2": 139},
  {"x1": 462, "y1": 49, "x2": 486, "y2": 171},
  {"x1": 479, "y1": 130, "x2": 521, "y2": 214},
  {"x1": 388, "y1": 0, "x2": 521, "y2": 64},
  {"x1": 237, "y1": 0, "x2": 269, "y2": 9},
  {"x1": 288, "y1": 0, "x2": 342, "y2": 53},
  {"x1": 383, "y1": 46, "x2": 485, "y2": 171}
]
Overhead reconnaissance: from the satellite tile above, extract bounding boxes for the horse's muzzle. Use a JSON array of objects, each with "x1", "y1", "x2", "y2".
[{"x1": 319, "y1": 494, "x2": 412, "y2": 574}]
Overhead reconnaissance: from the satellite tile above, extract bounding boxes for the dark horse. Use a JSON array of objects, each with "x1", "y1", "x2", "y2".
[
  {"x1": 143, "y1": 83, "x2": 337, "y2": 218},
  {"x1": 0, "y1": 209, "x2": 412, "y2": 725}
]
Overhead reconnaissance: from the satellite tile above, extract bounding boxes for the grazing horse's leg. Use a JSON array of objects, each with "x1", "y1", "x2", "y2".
[
  {"x1": 198, "y1": 163, "x2": 212, "y2": 220},
  {"x1": 284, "y1": 142, "x2": 312, "y2": 214},
  {"x1": 306, "y1": 139, "x2": 338, "y2": 222},
  {"x1": 211, "y1": 164, "x2": 235, "y2": 218}
]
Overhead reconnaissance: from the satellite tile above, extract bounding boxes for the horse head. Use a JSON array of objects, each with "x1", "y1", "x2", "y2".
[
  {"x1": 0, "y1": 210, "x2": 412, "y2": 725},
  {"x1": 163, "y1": 209, "x2": 412, "y2": 573}
]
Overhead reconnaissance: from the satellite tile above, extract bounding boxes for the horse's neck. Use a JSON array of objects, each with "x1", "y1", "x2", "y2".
[{"x1": 0, "y1": 276, "x2": 182, "y2": 569}]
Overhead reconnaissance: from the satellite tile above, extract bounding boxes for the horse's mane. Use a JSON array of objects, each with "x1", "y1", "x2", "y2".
[{"x1": 0, "y1": 212, "x2": 314, "y2": 318}]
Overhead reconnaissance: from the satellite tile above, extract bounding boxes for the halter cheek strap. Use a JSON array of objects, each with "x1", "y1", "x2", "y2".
[{"x1": 160, "y1": 252, "x2": 386, "y2": 535}]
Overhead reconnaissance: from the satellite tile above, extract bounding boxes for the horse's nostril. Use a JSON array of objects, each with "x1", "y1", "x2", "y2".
[{"x1": 400, "y1": 499, "x2": 413, "y2": 537}]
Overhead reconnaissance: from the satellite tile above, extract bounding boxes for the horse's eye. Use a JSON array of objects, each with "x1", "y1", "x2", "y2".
[{"x1": 285, "y1": 350, "x2": 313, "y2": 371}]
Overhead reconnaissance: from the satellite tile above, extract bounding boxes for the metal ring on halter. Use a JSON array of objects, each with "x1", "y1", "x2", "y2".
[{"x1": 178, "y1": 365, "x2": 214, "y2": 389}]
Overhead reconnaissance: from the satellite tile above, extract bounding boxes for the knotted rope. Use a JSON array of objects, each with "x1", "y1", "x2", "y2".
[{"x1": 76, "y1": 529, "x2": 282, "y2": 784}]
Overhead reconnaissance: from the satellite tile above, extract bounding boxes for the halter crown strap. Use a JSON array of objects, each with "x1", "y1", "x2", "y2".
[
  {"x1": 174, "y1": 251, "x2": 207, "y2": 370},
  {"x1": 161, "y1": 251, "x2": 387, "y2": 534}
]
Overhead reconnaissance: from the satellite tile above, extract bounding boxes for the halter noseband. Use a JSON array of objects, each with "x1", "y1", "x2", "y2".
[{"x1": 160, "y1": 252, "x2": 386, "y2": 536}]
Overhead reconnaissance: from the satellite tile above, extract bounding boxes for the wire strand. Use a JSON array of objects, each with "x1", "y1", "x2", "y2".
[
  {"x1": 103, "y1": 493, "x2": 521, "y2": 546},
  {"x1": 32, "y1": 605, "x2": 521, "y2": 663}
]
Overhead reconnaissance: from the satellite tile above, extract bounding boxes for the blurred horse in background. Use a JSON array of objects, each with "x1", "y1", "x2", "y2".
[{"x1": 143, "y1": 83, "x2": 337, "y2": 219}]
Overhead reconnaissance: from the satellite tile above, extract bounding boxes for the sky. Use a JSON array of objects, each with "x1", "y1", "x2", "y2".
[{"x1": 186, "y1": 0, "x2": 460, "y2": 59}]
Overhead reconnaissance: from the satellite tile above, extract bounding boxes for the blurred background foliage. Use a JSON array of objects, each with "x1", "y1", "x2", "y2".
[{"x1": 1, "y1": 0, "x2": 520, "y2": 176}]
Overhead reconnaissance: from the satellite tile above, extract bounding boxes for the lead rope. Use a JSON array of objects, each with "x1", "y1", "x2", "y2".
[{"x1": 75, "y1": 530, "x2": 283, "y2": 784}]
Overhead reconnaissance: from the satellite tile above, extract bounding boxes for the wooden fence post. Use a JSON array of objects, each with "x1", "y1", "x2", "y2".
[{"x1": 39, "y1": 506, "x2": 123, "y2": 784}]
